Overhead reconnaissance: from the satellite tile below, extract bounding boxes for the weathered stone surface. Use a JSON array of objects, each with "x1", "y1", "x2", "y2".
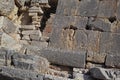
[
  {"x1": 40, "y1": 48, "x2": 86, "y2": 68},
  {"x1": 0, "y1": 48, "x2": 7, "y2": 66},
  {"x1": 1, "y1": 33, "x2": 22, "y2": 51},
  {"x1": 56, "y1": 0, "x2": 99, "y2": 16},
  {"x1": 53, "y1": 15, "x2": 88, "y2": 29},
  {"x1": 0, "y1": 16, "x2": 17, "y2": 34},
  {"x1": 44, "y1": 74, "x2": 73, "y2": 80},
  {"x1": 98, "y1": 0, "x2": 116, "y2": 18},
  {"x1": 105, "y1": 54, "x2": 120, "y2": 68},
  {"x1": 73, "y1": 73, "x2": 94, "y2": 80},
  {"x1": 0, "y1": 66, "x2": 44, "y2": 80},
  {"x1": 12, "y1": 54, "x2": 49, "y2": 73},
  {"x1": 74, "y1": 30, "x2": 87, "y2": 51},
  {"x1": 22, "y1": 30, "x2": 40, "y2": 35},
  {"x1": 117, "y1": 0, "x2": 120, "y2": 21},
  {"x1": 15, "y1": 0, "x2": 30, "y2": 8},
  {"x1": 77, "y1": 0, "x2": 99, "y2": 17},
  {"x1": 30, "y1": 41, "x2": 48, "y2": 49},
  {"x1": 90, "y1": 67, "x2": 120, "y2": 80},
  {"x1": 0, "y1": 0, "x2": 15, "y2": 16},
  {"x1": 20, "y1": 25, "x2": 35, "y2": 30},
  {"x1": 56, "y1": 0, "x2": 78, "y2": 16},
  {"x1": 88, "y1": 18, "x2": 111, "y2": 32},
  {"x1": 100, "y1": 32, "x2": 120, "y2": 55},
  {"x1": 29, "y1": 34, "x2": 40, "y2": 41},
  {"x1": 22, "y1": 35, "x2": 30, "y2": 40}
]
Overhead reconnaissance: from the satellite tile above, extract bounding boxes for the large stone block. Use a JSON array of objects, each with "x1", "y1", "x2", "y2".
[
  {"x1": 0, "y1": 66, "x2": 43, "y2": 80},
  {"x1": 56, "y1": 0, "x2": 78, "y2": 16},
  {"x1": 12, "y1": 54, "x2": 49, "y2": 73},
  {"x1": 98, "y1": 0, "x2": 116, "y2": 18},
  {"x1": 105, "y1": 54, "x2": 120, "y2": 68},
  {"x1": 100, "y1": 32, "x2": 120, "y2": 55},
  {"x1": 40, "y1": 48, "x2": 86, "y2": 68},
  {"x1": 77, "y1": 0, "x2": 99, "y2": 17}
]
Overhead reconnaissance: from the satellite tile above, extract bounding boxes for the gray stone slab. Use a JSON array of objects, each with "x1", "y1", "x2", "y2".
[
  {"x1": 117, "y1": 0, "x2": 120, "y2": 21},
  {"x1": 53, "y1": 15, "x2": 88, "y2": 30},
  {"x1": 40, "y1": 48, "x2": 86, "y2": 68},
  {"x1": 56, "y1": 0, "x2": 78, "y2": 16},
  {"x1": 100, "y1": 32, "x2": 120, "y2": 55},
  {"x1": 44, "y1": 74, "x2": 73, "y2": 80},
  {"x1": 74, "y1": 30, "x2": 87, "y2": 51},
  {"x1": 77, "y1": 0, "x2": 99, "y2": 17},
  {"x1": 98, "y1": 0, "x2": 116, "y2": 18},
  {"x1": 0, "y1": 66, "x2": 43, "y2": 80},
  {"x1": 105, "y1": 54, "x2": 120, "y2": 68},
  {"x1": 12, "y1": 54, "x2": 49, "y2": 73}
]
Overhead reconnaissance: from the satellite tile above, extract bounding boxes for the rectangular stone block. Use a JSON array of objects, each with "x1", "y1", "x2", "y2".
[
  {"x1": 22, "y1": 30, "x2": 40, "y2": 35},
  {"x1": 29, "y1": 34, "x2": 40, "y2": 41},
  {"x1": 105, "y1": 54, "x2": 120, "y2": 68},
  {"x1": 12, "y1": 54, "x2": 49, "y2": 73},
  {"x1": 20, "y1": 25, "x2": 35, "y2": 30},
  {"x1": 100, "y1": 32, "x2": 120, "y2": 55},
  {"x1": 0, "y1": 66, "x2": 43, "y2": 80},
  {"x1": 40, "y1": 48, "x2": 86, "y2": 68},
  {"x1": 98, "y1": 0, "x2": 116, "y2": 18},
  {"x1": 56, "y1": 0, "x2": 78, "y2": 16},
  {"x1": 77, "y1": 0, "x2": 99, "y2": 17},
  {"x1": 74, "y1": 30, "x2": 87, "y2": 51}
]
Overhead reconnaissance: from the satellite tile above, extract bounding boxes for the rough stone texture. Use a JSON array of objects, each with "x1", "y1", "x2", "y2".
[
  {"x1": 98, "y1": 0, "x2": 116, "y2": 18},
  {"x1": 100, "y1": 32, "x2": 120, "y2": 55},
  {"x1": 40, "y1": 48, "x2": 86, "y2": 68},
  {"x1": 105, "y1": 54, "x2": 120, "y2": 68},
  {"x1": 0, "y1": 66, "x2": 44, "y2": 80},
  {"x1": 117, "y1": 0, "x2": 120, "y2": 21},
  {"x1": 88, "y1": 18, "x2": 111, "y2": 32},
  {"x1": 44, "y1": 74, "x2": 73, "y2": 80},
  {"x1": 1, "y1": 33, "x2": 22, "y2": 51},
  {"x1": 0, "y1": 16, "x2": 17, "y2": 34},
  {"x1": 12, "y1": 54, "x2": 49, "y2": 73},
  {"x1": 0, "y1": 0, "x2": 15, "y2": 16},
  {"x1": 53, "y1": 15, "x2": 88, "y2": 30},
  {"x1": 73, "y1": 73, "x2": 94, "y2": 80},
  {"x1": 90, "y1": 67, "x2": 120, "y2": 80},
  {"x1": 77, "y1": 0, "x2": 99, "y2": 17}
]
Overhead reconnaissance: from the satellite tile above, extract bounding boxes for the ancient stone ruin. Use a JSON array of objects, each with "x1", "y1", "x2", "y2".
[{"x1": 0, "y1": 0, "x2": 120, "y2": 80}]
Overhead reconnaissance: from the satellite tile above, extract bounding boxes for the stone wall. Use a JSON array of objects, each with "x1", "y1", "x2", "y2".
[{"x1": 0, "y1": 0, "x2": 119, "y2": 80}]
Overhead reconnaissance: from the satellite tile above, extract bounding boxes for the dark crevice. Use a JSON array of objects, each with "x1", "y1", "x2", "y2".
[
  {"x1": 40, "y1": 0, "x2": 58, "y2": 32},
  {"x1": 108, "y1": 16, "x2": 117, "y2": 23},
  {"x1": 64, "y1": 25, "x2": 78, "y2": 30},
  {"x1": 86, "y1": 24, "x2": 104, "y2": 32}
]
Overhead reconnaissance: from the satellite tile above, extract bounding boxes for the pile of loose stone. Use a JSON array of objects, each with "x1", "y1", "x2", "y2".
[{"x1": 0, "y1": 0, "x2": 119, "y2": 80}]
